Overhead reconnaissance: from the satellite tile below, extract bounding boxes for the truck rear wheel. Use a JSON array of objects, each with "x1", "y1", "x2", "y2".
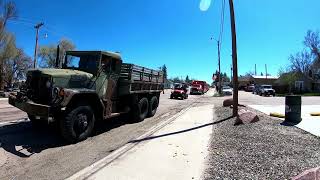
[
  {"x1": 148, "y1": 96, "x2": 158, "y2": 117},
  {"x1": 60, "y1": 106, "x2": 95, "y2": 143},
  {"x1": 132, "y1": 97, "x2": 149, "y2": 122}
]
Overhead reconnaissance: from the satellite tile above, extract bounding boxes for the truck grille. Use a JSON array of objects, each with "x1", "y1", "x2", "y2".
[{"x1": 26, "y1": 72, "x2": 52, "y2": 105}]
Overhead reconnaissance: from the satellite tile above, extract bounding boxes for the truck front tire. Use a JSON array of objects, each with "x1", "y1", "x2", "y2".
[
  {"x1": 60, "y1": 106, "x2": 95, "y2": 143},
  {"x1": 148, "y1": 96, "x2": 158, "y2": 117}
]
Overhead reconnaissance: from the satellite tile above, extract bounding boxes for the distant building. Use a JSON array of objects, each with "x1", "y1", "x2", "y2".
[
  {"x1": 275, "y1": 71, "x2": 320, "y2": 93},
  {"x1": 163, "y1": 79, "x2": 173, "y2": 89},
  {"x1": 238, "y1": 75, "x2": 279, "y2": 90}
]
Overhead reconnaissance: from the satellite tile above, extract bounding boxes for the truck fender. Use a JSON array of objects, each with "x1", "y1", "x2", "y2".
[{"x1": 63, "y1": 90, "x2": 105, "y2": 120}]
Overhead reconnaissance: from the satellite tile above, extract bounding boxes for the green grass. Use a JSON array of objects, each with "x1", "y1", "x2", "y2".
[
  {"x1": 275, "y1": 94, "x2": 286, "y2": 97},
  {"x1": 276, "y1": 93, "x2": 320, "y2": 97},
  {"x1": 301, "y1": 93, "x2": 320, "y2": 96},
  {"x1": 213, "y1": 93, "x2": 224, "y2": 97}
]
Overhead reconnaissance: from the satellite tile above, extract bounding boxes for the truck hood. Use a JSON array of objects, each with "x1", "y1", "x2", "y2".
[
  {"x1": 30, "y1": 68, "x2": 93, "y2": 78},
  {"x1": 28, "y1": 68, "x2": 94, "y2": 88}
]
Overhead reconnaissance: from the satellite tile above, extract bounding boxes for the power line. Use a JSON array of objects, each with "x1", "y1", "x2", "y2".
[
  {"x1": 9, "y1": 17, "x2": 70, "y2": 38},
  {"x1": 218, "y1": 0, "x2": 226, "y2": 49}
]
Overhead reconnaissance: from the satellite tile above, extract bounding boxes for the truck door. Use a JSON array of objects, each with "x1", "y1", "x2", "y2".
[{"x1": 99, "y1": 55, "x2": 121, "y2": 117}]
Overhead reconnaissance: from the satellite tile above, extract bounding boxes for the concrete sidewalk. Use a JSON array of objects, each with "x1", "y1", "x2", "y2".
[
  {"x1": 249, "y1": 105, "x2": 320, "y2": 137},
  {"x1": 70, "y1": 104, "x2": 214, "y2": 180}
]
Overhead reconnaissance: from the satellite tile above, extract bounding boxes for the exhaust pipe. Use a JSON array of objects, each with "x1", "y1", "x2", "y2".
[{"x1": 55, "y1": 45, "x2": 60, "y2": 68}]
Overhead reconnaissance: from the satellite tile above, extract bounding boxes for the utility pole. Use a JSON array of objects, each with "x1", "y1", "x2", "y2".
[
  {"x1": 265, "y1": 64, "x2": 267, "y2": 79},
  {"x1": 217, "y1": 40, "x2": 222, "y2": 94},
  {"x1": 255, "y1": 64, "x2": 257, "y2": 75},
  {"x1": 230, "y1": 64, "x2": 233, "y2": 82},
  {"x1": 33, "y1": 22, "x2": 44, "y2": 68},
  {"x1": 211, "y1": 37, "x2": 222, "y2": 94},
  {"x1": 229, "y1": 0, "x2": 238, "y2": 117}
]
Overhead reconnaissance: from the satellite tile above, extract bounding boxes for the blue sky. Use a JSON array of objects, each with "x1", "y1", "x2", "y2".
[{"x1": 7, "y1": 0, "x2": 320, "y2": 83}]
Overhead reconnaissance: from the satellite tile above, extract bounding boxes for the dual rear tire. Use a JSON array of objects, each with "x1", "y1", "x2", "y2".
[{"x1": 131, "y1": 96, "x2": 159, "y2": 122}]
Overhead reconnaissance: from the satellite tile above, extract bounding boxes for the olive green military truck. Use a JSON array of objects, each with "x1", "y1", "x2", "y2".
[{"x1": 9, "y1": 51, "x2": 164, "y2": 143}]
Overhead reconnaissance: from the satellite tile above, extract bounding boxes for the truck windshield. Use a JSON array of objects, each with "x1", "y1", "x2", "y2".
[{"x1": 64, "y1": 54, "x2": 99, "y2": 74}]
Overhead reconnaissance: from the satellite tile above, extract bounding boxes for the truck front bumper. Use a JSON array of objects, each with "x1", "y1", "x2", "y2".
[
  {"x1": 9, "y1": 94, "x2": 51, "y2": 117},
  {"x1": 190, "y1": 90, "x2": 203, "y2": 95},
  {"x1": 171, "y1": 93, "x2": 184, "y2": 98}
]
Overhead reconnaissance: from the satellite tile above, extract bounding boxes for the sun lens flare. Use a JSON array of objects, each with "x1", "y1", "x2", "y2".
[{"x1": 199, "y1": 0, "x2": 211, "y2": 11}]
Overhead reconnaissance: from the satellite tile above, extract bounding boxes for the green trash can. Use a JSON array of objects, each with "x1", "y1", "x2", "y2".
[{"x1": 285, "y1": 95, "x2": 302, "y2": 124}]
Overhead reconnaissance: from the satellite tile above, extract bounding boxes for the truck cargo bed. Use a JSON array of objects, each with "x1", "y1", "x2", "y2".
[{"x1": 118, "y1": 63, "x2": 164, "y2": 95}]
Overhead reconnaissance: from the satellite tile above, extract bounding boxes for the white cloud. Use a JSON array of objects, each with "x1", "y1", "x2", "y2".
[{"x1": 199, "y1": 0, "x2": 212, "y2": 11}]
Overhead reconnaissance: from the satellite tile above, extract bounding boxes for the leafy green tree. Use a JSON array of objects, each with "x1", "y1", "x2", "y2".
[
  {"x1": 161, "y1": 64, "x2": 167, "y2": 80},
  {"x1": 0, "y1": 32, "x2": 31, "y2": 87},
  {"x1": 171, "y1": 77, "x2": 181, "y2": 83},
  {"x1": 185, "y1": 75, "x2": 191, "y2": 83},
  {"x1": 0, "y1": 1, "x2": 17, "y2": 90},
  {"x1": 39, "y1": 39, "x2": 75, "y2": 67},
  {"x1": 4, "y1": 48, "x2": 31, "y2": 87},
  {"x1": 215, "y1": 71, "x2": 230, "y2": 82},
  {"x1": 278, "y1": 68, "x2": 297, "y2": 93}
]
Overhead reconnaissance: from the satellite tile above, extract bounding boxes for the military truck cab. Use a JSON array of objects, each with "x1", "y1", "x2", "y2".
[{"x1": 9, "y1": 51, "x2": 164, "y2": 143}]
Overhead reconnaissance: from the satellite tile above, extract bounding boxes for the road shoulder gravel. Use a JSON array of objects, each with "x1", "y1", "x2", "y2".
[{"x1": 203, "y1": 106, "x2": 320, "y2": 179}]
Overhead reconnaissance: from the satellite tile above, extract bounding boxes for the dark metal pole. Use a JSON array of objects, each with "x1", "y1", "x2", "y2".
[
  {"x1": 231, "y1": 64, "x2": 233, "y2": 82},
  {"x1": 229, "y1": 0, "x2": 238, "y2": 117},
  {"x1": 218, "y1": 40, "x2": 222, "y2": 94},
  {"x1": 265, "y1": 64, "x2": 267, "y2": 79},
  {"x1": 255, "y1": 64, "x2": 257, "y2": 75},
  {"x1": 33, "y1": 22, "x2": 44, "y2": 68},
  {"x1": 55, "y1": 45, "x2": 60, "y2": 68}
]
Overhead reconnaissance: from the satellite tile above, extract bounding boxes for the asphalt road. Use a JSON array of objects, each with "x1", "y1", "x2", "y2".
[
  {"x1": 0, "y1": 90, "x2": 205, "y2": 180},
  {"x1": 0, "y1": 98, "x2": 27, "y2": 124},
  {"x1": 215, "y1": 91, "x2": 320, "y2": 106}
]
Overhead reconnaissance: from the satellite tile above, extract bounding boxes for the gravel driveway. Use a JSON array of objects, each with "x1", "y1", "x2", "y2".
[{"x1": 203, "y1": 106, "x2": 320, "y2": 179}]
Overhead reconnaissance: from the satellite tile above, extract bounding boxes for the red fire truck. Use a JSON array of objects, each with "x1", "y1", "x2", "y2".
[{"x1": 190, "y1": 80, "x2": 209, "y2": 95}]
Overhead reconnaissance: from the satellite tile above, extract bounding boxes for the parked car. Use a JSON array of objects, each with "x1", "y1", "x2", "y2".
[
  {"x1": 253, "y1": 85, "x2": 261, "y2": 94},
  {"x1": 170, "y1": 83, "x2": 188, "y2": 99},
  {"x1": 222, "y1": 86, "x2": 233, "y2": 96},
  {"x1": 245, "y1": 84, "x2": 255, "y2": 92},
  {"x1": 0, "y1": 91, "x2": 5, "y2": 97},
  {"x1": 259, "y1": 85, "x2": 275, "y2": 96}
]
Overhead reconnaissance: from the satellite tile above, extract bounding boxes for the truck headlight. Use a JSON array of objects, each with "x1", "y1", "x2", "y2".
[
  {"x1": 46, "y1": 80, "x2": 52, "y2": 88},
  {"x1": 59, "y1": 88, "x2": 65, "y2": 97}
]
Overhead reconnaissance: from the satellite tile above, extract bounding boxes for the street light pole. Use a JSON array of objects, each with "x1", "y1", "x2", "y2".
[
  {"x1": 211, "y1": 37, "x2": 222, "y2": 94},
  {"x1": 33, "y1": 22, "x2": 44, "y2": 68},
  {"x1": 228, "y1": 0, "x2": 239, "y2": 117}
]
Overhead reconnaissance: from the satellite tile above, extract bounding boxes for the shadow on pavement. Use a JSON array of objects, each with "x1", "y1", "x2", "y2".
[
  {"x1": 128, "y1": 116, "x2": 234, "y2": 143},
  {"x1": 0, "y1": 115, "x2": 136, "y2": 158},
  {"x1": 0, "y1": 121, "x2": 66, "y2": 158}
]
